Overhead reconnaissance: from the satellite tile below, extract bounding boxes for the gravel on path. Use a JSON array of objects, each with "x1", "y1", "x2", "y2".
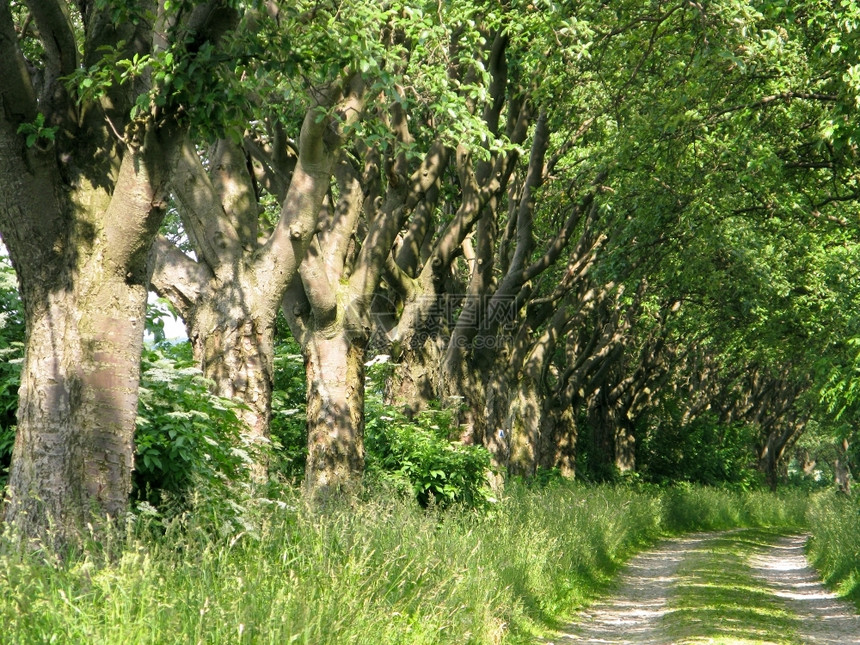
[
  {"x1": 544, "y1": 531, "x2": 860, "y2": 645},
  {"x1": 748, "y1": 534, "x2": 860, "y2": 645}
]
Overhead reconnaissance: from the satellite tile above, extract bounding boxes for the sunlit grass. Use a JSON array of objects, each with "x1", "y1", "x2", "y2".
[
  {"x1": 661, "y1": 529, "x2": 803, "y2": 645},
  {"x1": 0, "y1": 483, "x2": 810, "y2": 644},
  {"x1": 806, "y1": 491, "x2": 860, "y2": 609}
]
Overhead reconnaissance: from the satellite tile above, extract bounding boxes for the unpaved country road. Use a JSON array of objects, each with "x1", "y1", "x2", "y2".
[{"x1": 546, "y1": 531, "x2": 860, "y2": 644}]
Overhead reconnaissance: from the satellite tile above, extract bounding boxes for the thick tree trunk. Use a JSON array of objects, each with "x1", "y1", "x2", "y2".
[
  {"x1": 0, "y1": 0, "x2": 237, "y2": 546},
  {"x1": 504, "y1": 378, "x2": 544, "y2": 477},
  {"x1": 546, "y1": 404, "x2": 577, "y2": 478},
  {"x1": 2, "y1": 146, "x2": 170, "y2": 543},
  {"x1": 6, "y1": 273, "x2": 146, "y2": 542},
  {"x1": 759, "y1": 434, "x2": 782, "y2": 491},
  {"x1": 450, "y1": 353, "x2": 493, "y2": 454},
  {"x1": 303, "y1": 330, "x2": 366, "y2": 501},
  {"x1": 180, "y1": 302, "x2": 276, "y2": 480},
  {"x1": 587, "y1": 398, "x2": 616, "y2": 479},
  {"x1": 383, "y1": 280, "x2": 450, "y2": 415},
  {"x1": 190, "y1": 306, "x2": 274, "y2": 449},
  {"x1": 614, "y1": 421, "x2": 636, "y2": 473},
  {"x1": 386, "y1": 332, "x2": 446, "y2": 417},
  {"x1": 758, "y1": 423, "x2": 801, "y2": 492}
]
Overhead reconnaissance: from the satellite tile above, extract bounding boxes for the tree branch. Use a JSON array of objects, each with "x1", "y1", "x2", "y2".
[
  {"x1": 0, "y1": 3, "x2": 37, "y2": 124},
  {"x1": 208, "y1": 138, "x2": 260, "y2": 251},
  {"x1": 321, "y1": 155, "x2": 364, "y2": 278},
  {"x1": 171, "y1": 138, "x2": 241, "y2": 271},
  {"x1": 148, "y1": 234, "x2": 212, "y2": 322},
  {"x1": 298, "y1": 236, "x2": 338, "y2": 329},
  {"x1": 383, "y1": 253, "x2": 416, "y2": 301},
  {"x1": 523, "y1": 193, "x2": 598, "y2": 283},
  {"x1": 509, "y1": 110, "x2": 550, "y2": 276},
  {"x1": 255, "y1": 73, "x2": 365, "y2": 311},
  {"x1": 25, "y1": 0, "x2": 78, "y2": 82},
  {"x1": 352, "y1": 140, "x2": 449, "y2": 302}
]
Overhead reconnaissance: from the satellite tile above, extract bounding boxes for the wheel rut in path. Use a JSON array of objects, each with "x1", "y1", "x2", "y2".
[
  {"x1": 545, "y1": 530, "x2": 860, "y2": 644},
  {"x1": 747, "y1": 534, "x2": 860, "y2": 644}
]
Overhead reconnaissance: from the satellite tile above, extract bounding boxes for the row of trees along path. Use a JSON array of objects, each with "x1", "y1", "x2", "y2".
[{"x1": 2, "y1": 1, "x2": 860, "y2": 547}]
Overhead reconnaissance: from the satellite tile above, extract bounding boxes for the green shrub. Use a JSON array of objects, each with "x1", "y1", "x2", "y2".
[
  {"x1": 365, "y1": 397, "x2": 493, "y2": 508},
  {"x1": 638, "y1": 411, "x2": 761, "y2": 489},
  {"x1": 0, "y1": 259, "x2": 23, "y2": 490},
  {"x1": 268, "y1": 337, "x2": 308, "y2": 482},
  {"x1": 134, "y1": 342, "x2": 252, "y2": 512}
]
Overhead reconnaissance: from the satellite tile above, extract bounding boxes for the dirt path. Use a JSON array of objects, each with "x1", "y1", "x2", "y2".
[
  {"x1": 546, "y1": 531, "x2": 860, "y2": 644},
  {"x1": 747, "y1": 534, "x2": 860, "y2": 644}
]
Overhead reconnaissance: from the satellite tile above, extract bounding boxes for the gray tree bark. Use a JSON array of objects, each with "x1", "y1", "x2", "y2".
[
  {"x1": 150, "y1": 78, "x2": 366, "y2": 480},
  {"x1": 0, "y1": 0, "x2": 228, "y2": 545}
]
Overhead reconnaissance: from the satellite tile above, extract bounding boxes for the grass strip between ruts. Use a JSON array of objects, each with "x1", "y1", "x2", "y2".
[{"x1": 660, "y1": 529, "x2": 803, "y2": 645}]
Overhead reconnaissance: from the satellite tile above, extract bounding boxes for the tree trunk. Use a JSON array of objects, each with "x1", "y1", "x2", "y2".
[
  {"x1": 2, "y1": 145, "x2": 171, "y2": 544},
  {"x1": 505, "y1": 379, "x2": 542, "y2": 477},
  {"x1": 6, "y1": 272, "x2": 146, "y2": 543},
  {"x1": 452, "y1": 353, "x2": 494, "y2": 452},
  {"x1": 0, "y1": 0, "x2": 237, "y2": 546},
  {"x1": 386, "y1": 329, "x2": 446, "y2": 417},
  {"x1": 614, "y1": 421, "x2": 636, "y2": 473},
  {"x1": 586, "y1": 397, "x2": 612, "y2": 479},
  {"x1": 383, "y1": 277, "x2": 451, "y2": 416},
  {"x1": 759, "y1": 435, "x2": 781, "y2": 492},
  {"x1": 303, "y1": 329, "x2": 367, "y2": 501},
  {"x1": 189, "y1": 304, "x2": 274, "y2": 476},
  {"x1": 191, "y1": 308, "x2": 274, "y2": 441},
  {"x1": 546, "y1": 404, "x2": 577, "y2": 479},
  {"x1": 834, "y1": 459, "x2": 851, "y2": 495}
]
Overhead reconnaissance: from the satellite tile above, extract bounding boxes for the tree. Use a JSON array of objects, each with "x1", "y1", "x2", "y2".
[
  {"x1": 147, "y1": 3, "x2": 387, "y2": 476},
  {"x1": 380, "y1": 0, "x2": 726, "y2": 472},
  {"x1": 150, "y1": 73, "x2": 365, "y2": 477},
  {"x1": 0, "y1": 0, "x2": 237, "y2": 544},
  {"x1": 150, "y1": 2, "x2": 451, "y2": 496},
  {"x1": 283, "y1": 1, "x2": 487, "y2": 499}
]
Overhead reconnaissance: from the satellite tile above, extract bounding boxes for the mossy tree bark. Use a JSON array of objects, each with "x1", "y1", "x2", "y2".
[{"x1": 285, "y1": 128, "x2": 448, "y2": 500}]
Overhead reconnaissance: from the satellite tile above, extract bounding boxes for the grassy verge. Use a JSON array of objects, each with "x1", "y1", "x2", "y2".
[
  {"x1": 661, "y1": 529, "x2": 803, "y2": 645},
  {"x1": 806, "y1": 491, "x2": 860, "y2": 609},
  {"x1": 0, "y1": 483, "x2": 809, "y2": 644}
]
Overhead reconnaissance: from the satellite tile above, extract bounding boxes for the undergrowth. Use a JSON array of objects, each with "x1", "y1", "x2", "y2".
[
  {"x1": 0, "y1": 482, "x2": 809, "y2": 644},
  {"x1": 806, "y1": 491, "x2": 860, "y2": 609}
]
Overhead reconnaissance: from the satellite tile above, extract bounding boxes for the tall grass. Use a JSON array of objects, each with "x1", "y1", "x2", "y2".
[
  {"x1": 806, "y1": 491, "x2": 860, "y2": 608},
  {"x1": 0, "y1": 483, "x2": 809, "y2": 644}
]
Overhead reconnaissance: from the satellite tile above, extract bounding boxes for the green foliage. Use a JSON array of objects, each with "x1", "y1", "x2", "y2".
[
  {"x1": 638, "y1": 413, "x2": 761, "y2": 489},
  {"x1": 365, "y1": 397, "x2": 493, "y2": 508},
  {"x1": 363, "y1": 359, "x2": 493, "y2": 508},
  {"x1": 144, "y1": 296, "x2": 181, "y2": 344},
  {"x1": 0, "y1": 258, "x2": 23, "y2": 490},
  {"x1": 268, "y1": 334, "x2": 308, "y2": 482},
  {"x1": 134, "y1": 342, "x2": 251, "y2": 509},
  {"x1": 268, "y1": 330, "x2": 494, "y2": 507},
  {"x1": 15, "y1": 113, "x2": 58, "y2": 149}
]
